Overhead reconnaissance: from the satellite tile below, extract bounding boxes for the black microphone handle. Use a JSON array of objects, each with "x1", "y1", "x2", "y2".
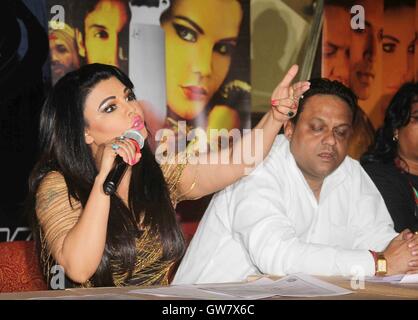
[{"x1": 103, "y1": 155, "x2": 129, "y2": 195}]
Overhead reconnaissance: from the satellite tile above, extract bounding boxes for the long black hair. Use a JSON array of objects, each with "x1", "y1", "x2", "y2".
[
  {"x1": 27, "y1": 63, "x2": 184, "y2": 287},
  {"x1": 361, "y1": 82, "x2": 418, "y2": 165}
]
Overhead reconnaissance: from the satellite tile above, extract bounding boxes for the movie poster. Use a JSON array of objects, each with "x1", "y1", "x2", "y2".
[
  {"x1": 47, "y1": 0, "x2": 251, "y2": 138},
  {"x1": 322, "y1": 0, "x2": 417, "y2": 159},
  {"x1": 47, "y1": 0, "x2": 251, "y2": 242}
]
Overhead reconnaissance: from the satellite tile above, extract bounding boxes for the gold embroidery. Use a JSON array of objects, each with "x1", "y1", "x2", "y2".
[
  {"x1": 35, "y1": 167, "x2": 180, "y2": 288},
  {"x1": 159, "y1": 135, "x2": 200, "y2": 207},
  {"x1": 112, "y1": 227, "x2": 174, "y2": 287}
]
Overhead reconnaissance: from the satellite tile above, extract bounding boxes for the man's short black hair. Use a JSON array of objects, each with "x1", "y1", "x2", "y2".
[
  {"x1": 72, "y1": 0, "x2": 131, "y2": 36},
  {"x1": 291, "y1": 78, "x2": 358, "y2": 125}
]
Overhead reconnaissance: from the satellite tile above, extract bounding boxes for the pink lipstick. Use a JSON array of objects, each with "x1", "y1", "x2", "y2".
[
  {"x1": 181, "y1": 86, "x2": 208, "y2": 101},
  {"x1": 131, "y1": 115, "x2": 144, "y2": 130}
]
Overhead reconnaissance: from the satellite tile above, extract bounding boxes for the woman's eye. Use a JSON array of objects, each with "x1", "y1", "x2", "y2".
[
  {"x1": 104, "y1": 105, "x2": 116, "y2": 113},
  {"x1": 173, "y1": 23, "x2": 197, "y2": 43},
  {"x1": 214, "y1": 42, "x2": 236, "y2": 56},
  {"x1": 95, "y1": 30, "x2": 109, "y2": 40},
  {"x1": 382, "y1": 43, "x2": 396, "y2": 53},
  {"x1": 126, "y1": 92, "x2": 136, "y2": 101}
]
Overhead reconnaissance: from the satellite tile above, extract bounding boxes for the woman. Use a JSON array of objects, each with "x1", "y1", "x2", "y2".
[
  {"x1": 376, "y1": 0, "x2": 416, "y2": 126},
  {"x1": 382, "y1": 0, "x2": 415, "y2": 97},
  {"x1": 161, "y1": 0, "x2": 250, "y2": 132},
  {"x1": 27, "y1": 63, "x2": 309, "y2": 287},
  {"x1": 361, "y1": 82, "x2": 418, "y2": 232}
]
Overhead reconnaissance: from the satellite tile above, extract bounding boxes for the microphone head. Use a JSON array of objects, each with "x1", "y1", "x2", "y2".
[{"x1": 123, "y1": 129, "x2": 145, "y2": 150}]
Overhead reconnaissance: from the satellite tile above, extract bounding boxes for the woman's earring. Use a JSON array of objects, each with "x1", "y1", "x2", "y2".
[{"x1": 393, "y1": 135, "x2": 398, "y2": 142}]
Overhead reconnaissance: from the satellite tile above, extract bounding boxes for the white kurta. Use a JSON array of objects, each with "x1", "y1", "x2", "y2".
[{"x1": 174, "y1": 135, "x2": 397, "y2": 284}]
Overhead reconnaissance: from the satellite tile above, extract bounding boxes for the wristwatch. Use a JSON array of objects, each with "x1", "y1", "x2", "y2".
[{"x1": 376, "y1": 252, "x2": 387, "y2": 276}]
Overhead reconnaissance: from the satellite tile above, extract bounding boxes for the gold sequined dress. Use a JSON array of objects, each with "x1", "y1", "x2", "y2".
[{"x1": 35, "y1": 142, "x2": 197, "y2": 288}]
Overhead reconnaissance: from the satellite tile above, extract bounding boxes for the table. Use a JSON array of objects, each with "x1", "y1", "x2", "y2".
[{"x1": 0, "y1": 276, "x2": 417, "y2": 300}]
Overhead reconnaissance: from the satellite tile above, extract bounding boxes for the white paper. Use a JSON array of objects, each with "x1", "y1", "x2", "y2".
[
  {"x1": 201, "y1": 274, "x2": 352, "y2": 298},
  {"x1": 198, "y1": 278, "x2": 278, "y2": 299},
  {"x1": 365, "y1": 274, "x2": 418, "y2": 284},
  {"x1": 130, "y1": 274, "x2": 352, "y2": 299},
  {"x1": 365, "y1": 274, "x2": 404, "y2": 283},
  {"x1": 400, "y1": 274, "x2": 418, "y2": 284},
  {"x1": 28, "y1": 293, "x2": 142, "y2": 300},
  {"x1": 130, "y1": 285, "x2": 241, "y2": 300}
]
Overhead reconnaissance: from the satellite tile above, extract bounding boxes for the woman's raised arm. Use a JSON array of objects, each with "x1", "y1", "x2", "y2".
[{"x1": 176, "y1": 65, "x2": 310, "y2": 199}]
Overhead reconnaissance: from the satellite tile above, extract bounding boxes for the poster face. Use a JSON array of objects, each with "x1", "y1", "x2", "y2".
[
  {"x1": 322, "y1": 0, "x2": 417, "y2": 159},
  {"x1": 47, "y1": 0, "x2": 251, "y2": 138},
  {"x1": 48, "y1": 0, "x2": 130, "y2": 83}
]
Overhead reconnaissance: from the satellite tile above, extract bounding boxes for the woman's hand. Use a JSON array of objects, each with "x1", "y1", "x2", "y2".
[
  {"x1": 175, "y1": 65, "x2": 311, "y2": 200},
  {"x1": 270, "y1": 65, "x2": 310, "y2": 122},
  {"x1": 96, "y1": 136, "x2": 142, "y2": 178}
]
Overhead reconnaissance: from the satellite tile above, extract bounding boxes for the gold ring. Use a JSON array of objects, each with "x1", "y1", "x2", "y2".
[{"x1": 414, "y1": 231, "x2": 418, "y2": 235}]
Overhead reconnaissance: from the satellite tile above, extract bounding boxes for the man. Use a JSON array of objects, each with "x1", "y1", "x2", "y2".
[
  {"x1": 49, "y1": 22, "x2": 80, "y2": 84},
  {"x1": 349, "y1": 0, "x2": 377, "y2": 101},
  {"x1": 73, "y1": 0, "x2": 130, "y2": 72},
  {"x1": 173, "y1": 79, "x2": 418, "y2": 284},
  {"x1": 322, "y1": 2, "x2": 351, "y2": 86}
]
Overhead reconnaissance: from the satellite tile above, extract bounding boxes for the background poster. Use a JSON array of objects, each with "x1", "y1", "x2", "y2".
[
  {"x1": 47, "y1": 0, "x2": 251, "y2": 137},
  {"x1": 322, "y1": 0, "x2": 417, "y2": 159},
  {"x1": 0, "y1": 0, "x2": 251, "y2": 242}
]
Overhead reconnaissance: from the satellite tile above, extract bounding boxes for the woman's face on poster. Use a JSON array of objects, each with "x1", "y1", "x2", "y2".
[
  {"x1": 78, "y1": 0, "x2": 129, "y2": 68},
  {"x1": 382, "y1": 6, "x2": 416, "y2": 96},
  {"x1": 162, "y1": 0, "x2": 242, "y2": 120}
]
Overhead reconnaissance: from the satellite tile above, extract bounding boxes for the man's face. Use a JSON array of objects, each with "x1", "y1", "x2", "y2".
[
  {"x1": 50, "y1": 37, "x2": 77, "y2": 81},
  {"x1": 322, "y1": 6, "x2": 350, "y2": 86},
  {"x1": 285, "y1": 94, "x2": 353, "y2": 184},
  {"x1": 80, "y1": 0, "x2": 128, "y2": 67},
  {"x1": 349, "y1": 1, "x2": 379, "y2": 100},
  {"x1": 350, "y1": 27, "x2": 376, "y2": 100}
]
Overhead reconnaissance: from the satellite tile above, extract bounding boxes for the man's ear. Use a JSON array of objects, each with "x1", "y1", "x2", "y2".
[
  {"x1": 283, "y1": 121, "x2": 295, "y2": 141},
  {"x1": 76, "y1": 29, "x2": 86, "y2": 58},
  {"x1": 84, "y1": 130, "x2": 94, "y2": 145}
]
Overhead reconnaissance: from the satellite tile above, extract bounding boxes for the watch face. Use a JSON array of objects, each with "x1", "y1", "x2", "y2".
[{"x1": 377, "y1": 259, "x2": 387, "y2": 272}]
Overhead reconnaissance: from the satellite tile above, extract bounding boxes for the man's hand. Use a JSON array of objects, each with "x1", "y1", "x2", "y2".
[{"x1": 384, "y1": 229, "x2": 418, "y2": 275}]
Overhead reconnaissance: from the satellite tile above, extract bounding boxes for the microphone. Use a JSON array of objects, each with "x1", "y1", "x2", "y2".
[{"x1": 103, "y1": 129, "x2": 145, "y2": 195}]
